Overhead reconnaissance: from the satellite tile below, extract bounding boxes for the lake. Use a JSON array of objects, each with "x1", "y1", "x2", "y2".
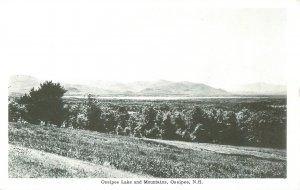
[{"x1": 63, "y1": 96, "x2": 269, "y2": 100}]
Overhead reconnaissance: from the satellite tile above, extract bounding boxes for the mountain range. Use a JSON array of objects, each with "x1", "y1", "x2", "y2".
[{"x1": 8, "y1": 75, "x2": 286, "y2": 97}]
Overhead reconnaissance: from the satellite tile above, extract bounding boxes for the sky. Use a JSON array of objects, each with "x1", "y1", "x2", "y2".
[{"x1": 0, "y1": 0, "x2": 286, "y2": 88}]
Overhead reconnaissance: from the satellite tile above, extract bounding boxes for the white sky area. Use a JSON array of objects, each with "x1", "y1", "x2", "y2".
[{"x1": 0, "y1": 0, "x2": 286, "y2": 88}]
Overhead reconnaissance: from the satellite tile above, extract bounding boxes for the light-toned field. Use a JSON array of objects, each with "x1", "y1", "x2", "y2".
[
  {"x1": 146, "y1": 139, "x2": 286, "y2": 161},
  {"x1": 9, "y1": 144, "x2": 150, "y2": 178},
  {"x1": 9, "y1": 122, "x2": 286, "y2": 178}
]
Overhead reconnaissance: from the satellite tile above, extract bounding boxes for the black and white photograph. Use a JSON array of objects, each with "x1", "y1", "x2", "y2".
[{"x1": 1, "y1": 0, "x2": 300, "y2": 189}]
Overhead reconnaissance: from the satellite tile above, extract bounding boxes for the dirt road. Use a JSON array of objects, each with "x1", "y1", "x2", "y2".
[{"x1": 145, "y1": 139, "x2": 286, "y2": 161}]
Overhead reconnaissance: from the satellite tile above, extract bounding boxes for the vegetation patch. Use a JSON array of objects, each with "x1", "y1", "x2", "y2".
[{"x1": 9, "y1": 122, "x2": 286, "y2": 178}]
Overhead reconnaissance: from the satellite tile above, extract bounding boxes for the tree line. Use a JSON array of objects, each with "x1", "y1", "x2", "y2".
[{"x1": 8, "y1": 81, "x2": 286, "y2": 148}]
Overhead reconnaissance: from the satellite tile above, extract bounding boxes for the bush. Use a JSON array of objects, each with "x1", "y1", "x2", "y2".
[
  {"x1": 133, "y1": 126, "x2": 143, "y2": 138},
  {"x1": 145, "y1": 126, "x2": 160, "y2": 139},
  {"x1": 8, "y1": 98, "x2": 26, "y2": 122},
  {"x1": 76, "y1": 113, "x2": 88, "y2": 129},
  {"x1": 115, "y1": 125, "x2": 124, "y2": 135},
  {"x1": 123, "y1": 127, "x2": 132, "y2": 136}
]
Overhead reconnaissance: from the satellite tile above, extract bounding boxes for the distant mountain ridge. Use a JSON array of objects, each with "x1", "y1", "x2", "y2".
[
  {"x1": 9, "y1": 75, "x2": 40, "y2": 96},
  {"x1": 9, "y1": 75, "x2": 286, "y2": 97},
  {"x1": 9, "y1": 75, "x2": 230, "y2": 97}
]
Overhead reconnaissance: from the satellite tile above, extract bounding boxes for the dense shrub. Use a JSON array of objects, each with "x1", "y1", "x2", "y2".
[
  {"x1": 237, "y1": 109, "x2": 286, "y2": 148},
  {"x1": 8, "y1": 98, "x2": 26, "y2": 122}
]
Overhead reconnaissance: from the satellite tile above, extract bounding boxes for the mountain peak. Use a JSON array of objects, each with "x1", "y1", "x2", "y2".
[{"x1": 9, "y1": 75, "x2": 230, "y2": 97}]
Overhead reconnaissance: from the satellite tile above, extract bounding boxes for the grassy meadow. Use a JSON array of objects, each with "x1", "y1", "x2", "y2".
[{"x1": 9, "y1": 122, "x2": 286, "y2": 178}]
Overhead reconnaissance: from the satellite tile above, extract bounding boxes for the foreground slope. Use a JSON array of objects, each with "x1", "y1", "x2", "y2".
[
  {"x1": 9, "y1": 122, "x2": 286, "y2": 178},
  {"x1": 9, "y1": 145, "x2": 148, "y2": 178}
]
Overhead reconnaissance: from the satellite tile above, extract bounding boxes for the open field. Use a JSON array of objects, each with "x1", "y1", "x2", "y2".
[
  {"x1": 146, "y1": 139, "x2": 286, "y2": 161},
  {"x1": 9, "y1": 122, "x2": 286, "y2": 178},
  {"x1": 9, "y1": 144, "x2": 148, "y2": 178}
]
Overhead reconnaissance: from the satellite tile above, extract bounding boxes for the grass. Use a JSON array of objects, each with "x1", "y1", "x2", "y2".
[
  {"x1": 9, "y1": 149, "x2": 78, "y2": 178},
  {"x1": 9, "y1": 122, "x2": 286, "y2": 178},
  {"x1": 9, "y1": 144, "x2": 145, "y2": 178}
]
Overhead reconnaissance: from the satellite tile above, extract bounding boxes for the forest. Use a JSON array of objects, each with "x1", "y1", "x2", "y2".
[{"x1": 9, "y1": 81, "x2": 287, "y2": 149}]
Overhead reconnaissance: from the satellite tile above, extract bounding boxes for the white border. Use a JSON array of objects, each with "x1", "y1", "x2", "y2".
[{"x1": 1, "y1": 0, "x2": 300, "y2": 189}]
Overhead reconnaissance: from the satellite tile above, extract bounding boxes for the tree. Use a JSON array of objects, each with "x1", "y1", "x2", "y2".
[
  {"x1": 173, "y1": 111, "x2": 186, "y2": 131},
  {"x1": 85, "y1": 94, "x2": 104, "y2": 132},
  {"x1": 19, "y1": 81, "x2": 67, "y2": 126},
  {"x1": 190, "y1": 106, "x2": 205, "y2": 126},
  {"x1": 103, "y1": 110, "x2": 117, "y2": 132},
  {"x1": 66, "y1": 104, "x2": 84, "y2": 129},
  {"x1": 188, "y1": 107, "x2": 212, "y2": 142},
  {"x1": 116, "y1": 106, "x2": 129, "y2": 128},
  {"x1": 161, "y1": 112, "x2": 176, "y2": 140},
  {"x1": 140, "y1": 105, "x2": 157, "y2": 136},
  {"x1": 218, "y1": 111, "x2": 241, "y2": 145},
  {"x1": 128, "y1": 114, "x2": 138, "y2": 131},
  {"x1": 155, "y1": 110, "x2": 164, "y2": 127},
  {"x1": 173, "y1": 111, "x2": 187, "y2": 140},
  {"x1": 191, "y1": 123, "x2": 207, "y2": 142}
]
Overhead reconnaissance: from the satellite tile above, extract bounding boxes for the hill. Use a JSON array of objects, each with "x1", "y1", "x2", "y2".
[
  {"x1": 137, "y1": 81, "x2": 228, "y2": 96},
  {"x1": 8, "y1": 75, "x2": 230, "y2": 97},
  {"x1": 9, "y1": 75, "x2": 286, "y2": 97},
  {"x1": 9, "y1": 75, "x2": 40, "y2": 96},
  {"x1": 9, "y1": 122, "x2": 286, "y2": 178}
]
